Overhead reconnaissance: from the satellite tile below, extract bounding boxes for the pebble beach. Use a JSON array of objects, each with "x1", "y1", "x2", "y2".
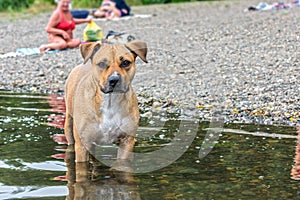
[{"x1": 0, "y1": 0, "x2": 299, "y2": 126}]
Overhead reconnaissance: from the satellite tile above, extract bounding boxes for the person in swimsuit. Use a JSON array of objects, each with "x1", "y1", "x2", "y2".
[
  {"x1": 93, "y1": 0, "x2": 131, "y2": 19},
  {"x1": 39, "y1": 0, "x2": 91, "y2": 52}
]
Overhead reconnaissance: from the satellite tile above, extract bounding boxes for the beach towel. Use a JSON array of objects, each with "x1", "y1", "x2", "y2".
[
  {"x1": 0, "y1": 48, "x2": 61, "y2": 59},
  {"x1": 92, "y1": 14, "x2": 153, "y2": 21}
]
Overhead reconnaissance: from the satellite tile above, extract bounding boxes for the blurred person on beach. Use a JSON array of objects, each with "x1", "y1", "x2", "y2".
[
  {"x1": 39, "y1": 0, "x2": 91, "y2": 52},
  {"x1": 93, "y1": 0, "x2": 131, "y2": 19}
]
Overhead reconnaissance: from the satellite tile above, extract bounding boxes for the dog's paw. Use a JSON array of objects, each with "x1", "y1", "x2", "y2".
[{"x1": 110, "y1": 160, "x2": 133, "y2": 173}]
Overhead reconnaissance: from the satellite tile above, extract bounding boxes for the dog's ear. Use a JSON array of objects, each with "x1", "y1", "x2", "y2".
[
  {"x1": 80, "y1": 42, "x2": 101, "y2": 64},
  {"x1": 125, "y1": 41, "x2": 148, "y2": 63}
]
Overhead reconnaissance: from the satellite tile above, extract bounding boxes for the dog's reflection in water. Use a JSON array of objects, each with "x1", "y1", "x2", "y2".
[{"x1": 65, "y1": 145, "x2": 141, "y2": 200}]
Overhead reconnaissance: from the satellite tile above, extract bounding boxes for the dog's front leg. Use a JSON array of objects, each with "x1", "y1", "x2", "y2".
[
  {"x1": 118, "y1": 135, "x2": 135, "y2": 160},
  {"x1": 111, "y1": 135, "x2": 135, "y2": 172}
]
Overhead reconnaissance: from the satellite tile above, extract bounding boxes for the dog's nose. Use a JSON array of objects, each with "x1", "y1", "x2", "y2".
[{"x1": 108, "y1": 74, "x2": 120, "y2": 88}]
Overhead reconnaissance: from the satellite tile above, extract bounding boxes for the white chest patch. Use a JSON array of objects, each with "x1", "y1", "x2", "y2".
[{"x1": 98, "y1": 94, "x2": 136, "y2": 144}]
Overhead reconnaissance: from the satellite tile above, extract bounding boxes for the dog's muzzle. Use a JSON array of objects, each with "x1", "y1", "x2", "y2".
[
  {"x1": 108, "y1": 74, "x2": 120, "y2": 88},
  {"x1": 101, "y1": 73, "x2": 128, "y2": 94}
]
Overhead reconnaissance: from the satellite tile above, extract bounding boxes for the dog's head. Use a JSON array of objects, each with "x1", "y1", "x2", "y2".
[{"x1": 80, "y1": 41, "x2": 147, "y2": 94}]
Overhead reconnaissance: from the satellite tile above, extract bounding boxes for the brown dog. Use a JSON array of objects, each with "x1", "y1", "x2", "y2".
[{"x1": 64, "y1": 41, "x2": 147, "y2": 164}]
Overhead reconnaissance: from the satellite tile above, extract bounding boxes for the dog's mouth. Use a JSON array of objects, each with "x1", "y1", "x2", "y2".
[{"x1": 100, "y1": 86, "x2": 129, "y2": 94}]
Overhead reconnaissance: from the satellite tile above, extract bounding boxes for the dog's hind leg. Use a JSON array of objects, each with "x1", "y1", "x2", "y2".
[
  {"x1": 73, "y1": 128, "x2": 89, "y2": 162},
  {"x1": 64, "y1": 111, "x2": 75, "y2": 145}
]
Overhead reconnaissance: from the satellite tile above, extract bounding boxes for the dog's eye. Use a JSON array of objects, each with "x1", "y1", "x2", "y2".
[
  {"x1": 120, "y1": 60, "x2": 131, "y2": 68},
  {"x1": 97, "y1": 61, "x2": 107, "y2": 69}
]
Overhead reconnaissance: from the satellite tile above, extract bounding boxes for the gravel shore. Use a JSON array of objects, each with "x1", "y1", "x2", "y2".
[{"x1": 0, "y1": 0, "x2": 299, "y2": 126}]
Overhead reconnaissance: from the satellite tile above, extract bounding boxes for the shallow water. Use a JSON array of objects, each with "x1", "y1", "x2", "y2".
[{"x1": 0, "y1": 91, "x2": 300, "y2": 200}]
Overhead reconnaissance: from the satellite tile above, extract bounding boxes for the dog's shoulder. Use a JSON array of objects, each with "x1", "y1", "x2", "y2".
[
  {"x1": 66, "y1": 63, "x2": 92, "y2": 87},
  {"x1": 65, "y1": 63, "x2": 93, "y2": 103}
]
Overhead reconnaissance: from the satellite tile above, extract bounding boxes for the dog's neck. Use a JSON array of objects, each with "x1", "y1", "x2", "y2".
[{"x1": 100, "y1": 91, "x2": 131, "y2": 111}]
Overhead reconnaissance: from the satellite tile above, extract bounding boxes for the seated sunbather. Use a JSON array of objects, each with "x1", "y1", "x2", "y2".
[
  {"x1": 93, "y1": 0, "x2": 131, "y2": 19},
  {"x1": 39, "y1": 0, "x2": 90, "y2": 52}
]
